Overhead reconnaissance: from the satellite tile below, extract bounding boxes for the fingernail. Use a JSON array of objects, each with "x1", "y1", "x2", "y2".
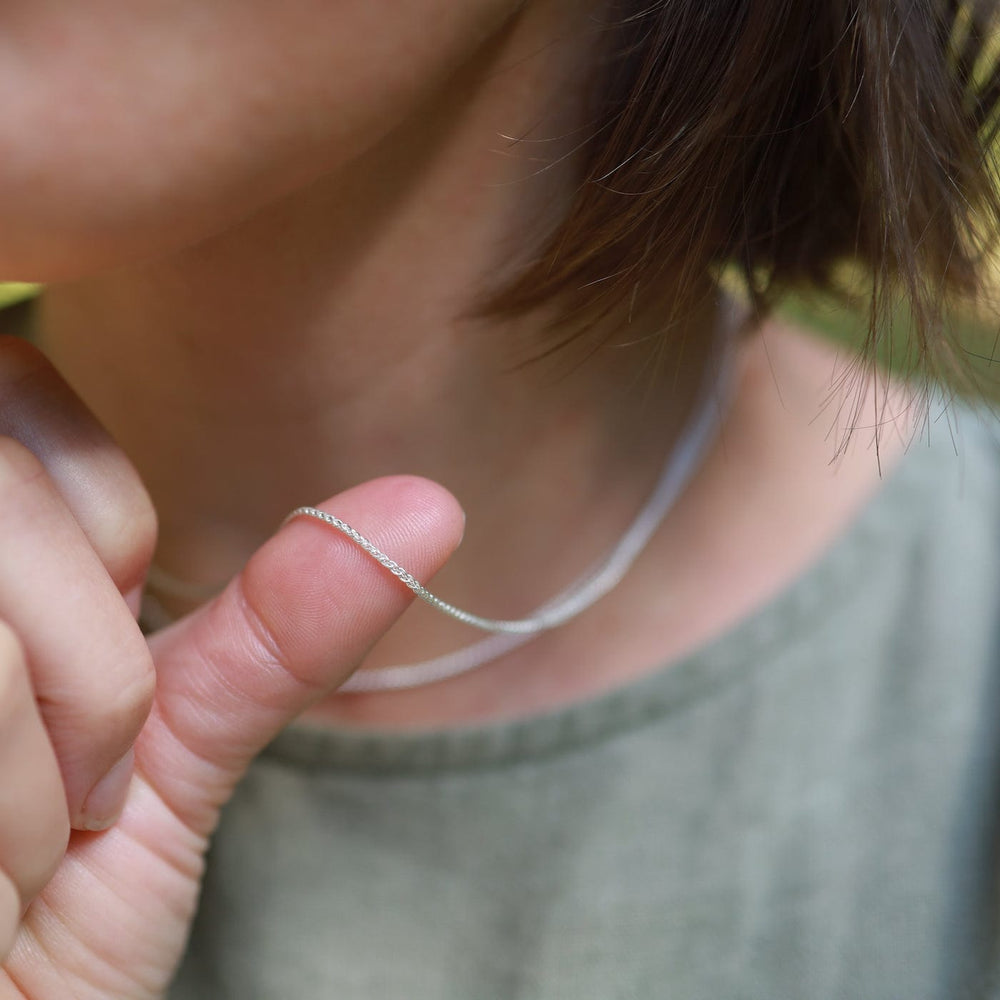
[
  {"x1": 124, "y1": 583, "x2": 144, "y2": 619},
  {"x1": 78, "y1": 749, "x2": 135, "y2": 832}
]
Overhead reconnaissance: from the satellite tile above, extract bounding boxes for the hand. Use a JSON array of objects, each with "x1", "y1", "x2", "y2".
[{"x1": 0, "y1": 337, "x2": 464, "y2": 998}]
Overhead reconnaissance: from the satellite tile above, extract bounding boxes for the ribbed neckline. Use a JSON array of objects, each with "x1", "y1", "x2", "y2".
[{"x1": 262, "y1": 420, "x2": 963, "y2": 776}]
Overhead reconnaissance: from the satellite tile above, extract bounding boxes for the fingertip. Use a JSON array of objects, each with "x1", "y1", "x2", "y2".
[
  {"x1": 282, "y1": 474, "x2": 466, "y2": 572},
  {"x1": 367, "y1": 474, "x2": 466, "y2": 557},
  {"x1": 236, "y1": 476, "x2": 465, "y2": 685},
  {"x1": 124, "y1": 582, "x2": 144, "y2": 619},
  {"x1": 75, "y1": 748, "x2": 134, "y2": 833}
]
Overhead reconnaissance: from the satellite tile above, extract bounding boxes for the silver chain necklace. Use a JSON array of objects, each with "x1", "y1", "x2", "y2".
[
  {"x1": 291, "y1": 345, "x2": 731, "y2": 693},
  {"x1": 143, "y1": 328, "x2": 735, "y2": 694}
]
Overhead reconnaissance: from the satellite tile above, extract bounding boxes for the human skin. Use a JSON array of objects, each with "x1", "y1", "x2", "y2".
[
  {"x1": 0, "y1": 0, "x2": 907, "y2": 995},
  {"x1": 0, "y1": 0, "x2": 533, "y2": 278}
]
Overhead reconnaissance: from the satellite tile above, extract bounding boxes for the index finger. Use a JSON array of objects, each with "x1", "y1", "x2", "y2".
[
  {"x1": 0, "y1": 335, "x2": 156, "y2": 599},
  {"x1": 0, "y1": 436, "x2": 155, "y2": 830}
]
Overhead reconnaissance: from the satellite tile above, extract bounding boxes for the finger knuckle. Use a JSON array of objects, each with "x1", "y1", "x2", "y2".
[
  {"x1": 0, "y1": 336, "x2": 158, "y2": 592},
  {"x1": 91, "y1": 467, "x2": 158, "y2": 594},
  {"x1": 40, "y1": 630, "x2": 155, "y2": 780},
  {"x1": 0, "y1": 621, "x2": 72, "y2": 904},
  {"x1": 77, "y1": 638, "x2": 156, "y2": 744}
]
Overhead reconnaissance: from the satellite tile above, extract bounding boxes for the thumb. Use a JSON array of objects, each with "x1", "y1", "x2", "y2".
[{"x1": 137, "y1": 475, "x2": 464, "y2": 835}]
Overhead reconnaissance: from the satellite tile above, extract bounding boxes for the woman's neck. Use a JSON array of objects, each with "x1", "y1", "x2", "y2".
[
  {"x1": 34, "y1": 0, "x2": 717, "y2": 703},
  {"x1": 31, "y1": 0, "x2": 905, "y2": 730}
]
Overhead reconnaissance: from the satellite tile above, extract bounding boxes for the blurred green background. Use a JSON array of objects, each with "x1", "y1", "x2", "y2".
[{"x1": 0, "y1": 282, "x2": 38, "y2": 310}]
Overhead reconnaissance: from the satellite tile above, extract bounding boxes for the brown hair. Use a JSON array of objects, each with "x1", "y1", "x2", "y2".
[{"x1": 494, "y1": 0, "x2": 1000, "y2": 381}]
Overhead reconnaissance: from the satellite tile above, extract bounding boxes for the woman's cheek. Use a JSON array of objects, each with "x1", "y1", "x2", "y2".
[{"x1": 0, "y1": 0, "x2": 527, "y2": 281}]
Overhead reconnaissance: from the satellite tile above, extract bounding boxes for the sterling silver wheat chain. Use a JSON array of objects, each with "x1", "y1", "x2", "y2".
[
  {"x1": 283, "y1": 342, "x2": 733, "y2": 693},
  {"x1": 282, "y1": 507, "x2": 558, "y2": 635},
  {"x1": 145, "y1": 322, "x2": 736, "y2": 694}
]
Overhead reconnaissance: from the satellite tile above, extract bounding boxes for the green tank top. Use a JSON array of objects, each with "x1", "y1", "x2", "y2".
[{"x1": 170, "y1": 406, "x2": 1000, "y2": 1000}]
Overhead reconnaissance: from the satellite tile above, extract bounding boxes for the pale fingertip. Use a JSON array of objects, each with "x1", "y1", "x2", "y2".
[
  {"x1": 124, "y1": 583, "x2": 144, "y2": 619},
  {"x1": 281, "y1": 476, "x2": 466, "y2": 573},
  {"x1": 76, "y1": 748, "x2": 134, "y2": 832}
]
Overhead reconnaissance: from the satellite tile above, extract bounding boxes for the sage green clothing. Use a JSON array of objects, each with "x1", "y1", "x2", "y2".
[{"x1": 170, "y1": 409, "x2": 1000, "y2": 1000}]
